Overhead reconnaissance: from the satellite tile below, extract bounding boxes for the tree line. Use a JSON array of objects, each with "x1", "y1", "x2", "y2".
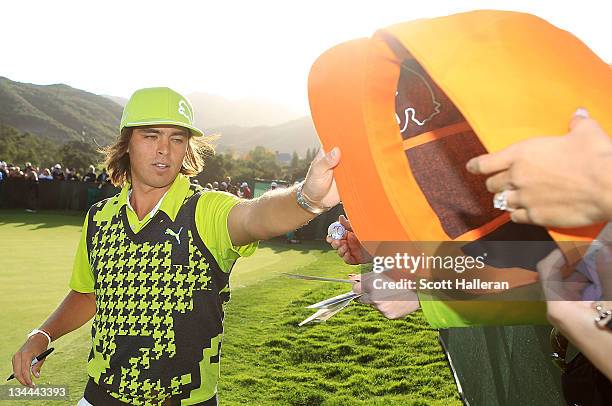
[{"x1": 0, "y1": 122, "x2": 317, "y2": 183}]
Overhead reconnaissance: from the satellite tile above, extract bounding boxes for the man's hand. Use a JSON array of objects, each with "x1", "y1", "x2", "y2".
[
  {"x1": 11, "y1": 334, "x2": 48, "y2": 387},
  {"x1": 301, "y1": 147, "x2": 341, "y2": 209},
  {"x1": 228, "y1": 147, "x2": 341, "y2": 246},
  {"x1": 10, "y1": 290, "x2": 96, "y2": 387},
  {"x1": 466, "y1": 110, "x2": 612, "y2": 227},
  {"x1": 326, "y1": 215, "x2": 373, "y2": 265}
]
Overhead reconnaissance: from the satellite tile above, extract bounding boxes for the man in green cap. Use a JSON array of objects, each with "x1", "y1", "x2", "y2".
[{"x1": 11, "y1": 87, "x2": 341, "y2": 405}]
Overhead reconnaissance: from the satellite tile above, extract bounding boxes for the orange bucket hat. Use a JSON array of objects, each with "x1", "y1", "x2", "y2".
[{"x1": 309, "y1": 10, "x2": 612, "y2": 327}]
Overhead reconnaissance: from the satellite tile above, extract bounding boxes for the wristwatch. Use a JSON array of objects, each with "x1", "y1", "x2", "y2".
[{"x1": 296, "y1": 182, "x2": 330, "y2": 214}]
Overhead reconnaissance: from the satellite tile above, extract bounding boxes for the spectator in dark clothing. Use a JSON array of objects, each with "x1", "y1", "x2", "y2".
[
  {"x1": 96, "y1": 168, "x2": 109, "y2": 183},
  {"x1": 24, "y1": 166, "x2": 39, "y2": 212},
  {"x1": 66, "y1": 168, "x2": 79, "y2": 181},
  {"x1": 0, "y1": 161, "x2": 5, "y2": 207},
  {"x1": 0, "y1": 161, "x2": 7, "y2": 182},
  {"x1": 52, "y1": 164, "x2": 65, "y2": 181},
  {"x1": 226, "y1": 176, "x2": 239, "y2": 196},
  {"x1": 82, "y1": 165, "x2": 97, "y2": 182}
]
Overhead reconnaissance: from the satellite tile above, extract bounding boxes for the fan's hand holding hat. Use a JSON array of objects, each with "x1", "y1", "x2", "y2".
[{"x1": 467, "y1": 110, "x2": 612, "y2": 228}]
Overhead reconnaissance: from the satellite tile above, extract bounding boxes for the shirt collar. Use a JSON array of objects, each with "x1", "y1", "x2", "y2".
[
  {"x1": 127, "y1": 189, "x2": 166, "y2": 219},
  {"x1": 119, "y1": 174, "x2": 191, "y2": 222}
]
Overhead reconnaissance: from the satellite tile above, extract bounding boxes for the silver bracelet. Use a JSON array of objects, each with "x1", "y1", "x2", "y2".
[{"x1": 296, "y1": 182, "x2": 329, "y2": 214}]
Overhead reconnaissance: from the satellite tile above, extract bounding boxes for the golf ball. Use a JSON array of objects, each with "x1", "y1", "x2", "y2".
[{"x1": 327, "y1": 222, "x2": 346, "y2": 240}]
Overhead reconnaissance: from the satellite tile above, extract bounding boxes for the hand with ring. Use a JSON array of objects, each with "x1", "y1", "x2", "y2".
[{"x1": 466, "y1": 108, "x2": 612, "y2": 227}]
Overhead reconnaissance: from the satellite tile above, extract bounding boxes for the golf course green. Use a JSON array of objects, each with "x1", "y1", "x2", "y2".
[{"x1": 0, "y1": 210, "x2": 460, "y2": 405}]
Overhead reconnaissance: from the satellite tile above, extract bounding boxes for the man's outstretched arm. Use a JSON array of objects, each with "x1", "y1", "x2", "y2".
[
  {"x1": 228, "y1": 148, "x2": 341, "y2": 246},
  {"x1": 11, "y1": 290, "x2": 96, "y2": 387}
]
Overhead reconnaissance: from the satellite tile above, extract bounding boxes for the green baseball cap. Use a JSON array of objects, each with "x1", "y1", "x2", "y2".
[{"x1": 120, "y1": 87, "x2": 204, "y2": 137}]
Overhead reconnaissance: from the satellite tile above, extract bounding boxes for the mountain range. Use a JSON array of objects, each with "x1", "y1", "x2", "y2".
[
  {"x1": 0, "y1": 77, "x2": 320, "y2": 156},
  {"x1": 208, "y1": 116, "x2": 318, "y2": 156},
  {"x1": 0, "y1": 77, "x2": 122, "y2": 146}
]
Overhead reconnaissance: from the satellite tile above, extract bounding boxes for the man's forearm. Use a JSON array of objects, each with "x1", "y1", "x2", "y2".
[
  {"x1": 242, "y1": 185, "x2": 317, "y2": 242},
  {"x1": 38, "y1": 290, "x2": 96, "y2": 342},
  {"x1": 229, "y1": 149, "x2": 340, "y2": 245}
]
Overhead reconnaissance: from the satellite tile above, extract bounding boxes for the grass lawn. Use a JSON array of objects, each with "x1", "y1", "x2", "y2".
[{"x1": 0, "y1": 209, "x2": 461, "y2": 405}]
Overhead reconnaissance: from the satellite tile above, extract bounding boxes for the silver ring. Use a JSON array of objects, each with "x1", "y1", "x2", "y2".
[{"x1": 493, "y1": 190, "x2": 514, "y2": 212}]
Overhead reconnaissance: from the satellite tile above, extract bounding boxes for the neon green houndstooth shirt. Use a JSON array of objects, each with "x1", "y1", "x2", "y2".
[{"x1": 70, "y1": 174, "x2": 257, "y2": 405}]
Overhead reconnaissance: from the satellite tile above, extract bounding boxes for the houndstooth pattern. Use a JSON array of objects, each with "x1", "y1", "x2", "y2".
[{"x1": 86, "y1": 195, "x2": 221, "y2": 405}]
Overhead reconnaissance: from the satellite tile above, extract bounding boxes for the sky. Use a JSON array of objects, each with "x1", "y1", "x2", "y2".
[{"x1": 2, "y1": 0, "x2": 610, "y2": 116}]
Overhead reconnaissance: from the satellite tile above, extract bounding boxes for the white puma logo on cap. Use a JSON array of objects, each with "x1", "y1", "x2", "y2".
[{"x1": 178, "y1": 100, "x2": 193, "y2": 124}]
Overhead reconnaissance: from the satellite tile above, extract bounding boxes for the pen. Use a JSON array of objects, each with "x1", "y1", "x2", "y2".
[
  {"x1": 282, "y1": 273, "x2": 354, "y2": 284},
  {"x1": 6, "y1": 348, "x2": 54, "y2": 381}
]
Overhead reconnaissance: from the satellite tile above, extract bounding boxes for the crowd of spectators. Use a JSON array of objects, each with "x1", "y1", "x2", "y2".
[
  {"x1": 0, "y1": 161, "x2": 110, "y2": 184},
  {"x1": 202, "y1": 176, "x2": 252, "y2": 199},
  {"x1": 0, "y1": 161, "x2": 112, "y2": 213},
  {"x1": 0, "y1": 162, "x2": 255, "y2": 207}
]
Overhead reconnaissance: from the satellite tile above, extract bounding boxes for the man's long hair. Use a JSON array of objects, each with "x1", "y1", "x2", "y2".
[{"x1": 102, "y1": 128, "x2": 215, "y2": 186}]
